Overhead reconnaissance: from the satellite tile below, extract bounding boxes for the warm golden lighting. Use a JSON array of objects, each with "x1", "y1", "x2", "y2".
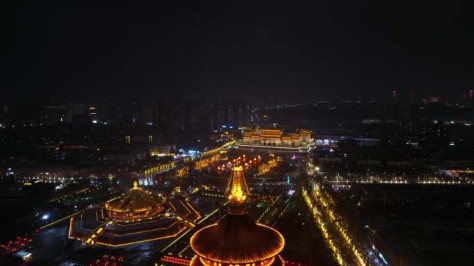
[
  {"x1": 200, "y1": 140, "x2": 236, "y2": 158},
  {"x1": 195, "y1": 154, "x2": 221, "y2": 170},
  {"x1": 69, "y1": 197, "x2": 200, "y2": 247},
  {"x1": 190, "y1": 165, "x2": 285, "y2": 266},
  {"x1": 225, "y1": 166, "x2": 250, "y2": 205},
  {"x1": 105, "y1": 183, "x2": 166, "y2": 221},
  {"x1": 176, "y1": 167, "x2": 189, "y2": 177}
]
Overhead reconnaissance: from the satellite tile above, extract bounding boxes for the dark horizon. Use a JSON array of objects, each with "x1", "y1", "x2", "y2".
[{"x1": 6, "y1": 1, "x2": 474, "y2": 103}]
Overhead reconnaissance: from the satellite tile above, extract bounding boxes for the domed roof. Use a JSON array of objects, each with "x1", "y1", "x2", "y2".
[
  {"x1": 106, "y1": 182, "x2": 166, "y2": 213},
  {"x1": 190, "y1": 213, "x2": 285, "y2": 264}
]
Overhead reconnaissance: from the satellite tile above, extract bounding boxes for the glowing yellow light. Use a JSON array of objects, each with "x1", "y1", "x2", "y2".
[{"x1": 190, "y1": 223, "x2": 284, "y2": 265}]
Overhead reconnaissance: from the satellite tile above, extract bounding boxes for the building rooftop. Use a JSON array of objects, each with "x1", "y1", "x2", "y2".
[
  {"x1": 190, "y1": 213, "x2": 284, "y2": 264},
  {"x1": 106, "y1": 182, "x2": 166, "y2": 213},
  {"x1": 190, "y1": 166, "x2": 285, "y2": 265}
]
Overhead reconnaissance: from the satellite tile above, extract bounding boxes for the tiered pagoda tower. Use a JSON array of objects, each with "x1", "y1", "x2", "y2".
[{"x1": 190, "y1": 166, "x2": 285, "y2": 266}]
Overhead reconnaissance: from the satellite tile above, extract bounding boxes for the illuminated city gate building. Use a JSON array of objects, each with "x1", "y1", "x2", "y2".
[
  {"x1": 190, "y1": 166, "x2": 285, "y2": 266},
  {"x1": 240, "y1": 127, "x2": 313, "y2": 151},
  {"x1": 68, "y1": 181, "x2": 200, "y2": 247}
]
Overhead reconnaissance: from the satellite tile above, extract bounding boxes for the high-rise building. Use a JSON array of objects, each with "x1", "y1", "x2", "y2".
[
  {"x1": 41, "y1": 103, "x2": 67, "y2": 125},
  {"x1": 391, "y1": 90, "x2": 398, "y2": 99},
  {"x1": 8, "y1": 102, "x2": 41, "y2": 126},
  {"x1": 153, "y1": 100, "x2": 183, "y2": 131},
  {"x1": 208, "y1": 100, "x2": 250, "y2": 130},
  {"x1": 153, "y1": 100, "x2": 251, "y2": 132},
  {"x1": 468, "y1": 89, "x2": 474, "y2": 123},
  {"x1": 0, "y1": 105, "x2": 10, "y2": 126}
]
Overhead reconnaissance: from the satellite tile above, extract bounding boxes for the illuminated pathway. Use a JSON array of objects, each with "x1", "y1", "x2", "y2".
[
  {"x1": 40, "y1": 192, "x2": 123, "y2": 232},
  {"x1": 302, "y1": 181, "x2": 368, "y2": 266},
  {"x1": 302, "y1": 188, "x2": 345, "y2": 265},
  {"x1": 40, "y1": 210, "x2": 82, "y2": 230},
  {"x1": 322, "y1": 177, "x2": 474, "y2": 186},
  {"x1": 48, "y1": 187, "x2": 90, "y2": 203},
  {"x1": 160, "y1": 203, "x2": 228, "y2": 256}
]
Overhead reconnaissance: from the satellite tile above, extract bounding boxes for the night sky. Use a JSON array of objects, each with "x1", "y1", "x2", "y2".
[{"x1": 6, "y1": 1, "x2": 474, "y2": 102}]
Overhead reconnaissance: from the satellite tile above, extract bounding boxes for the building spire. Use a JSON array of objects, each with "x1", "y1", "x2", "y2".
[{"x1": 225, "y1": 166, "x2": 250, "y2": 214}]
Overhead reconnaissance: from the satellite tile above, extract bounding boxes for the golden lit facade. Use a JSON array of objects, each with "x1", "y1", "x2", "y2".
[
  {"x1": 139, "y1": 161, "x2": 177, "y2": 186},
  {"x1": 241, "y1": 127, "x2": 312, "y2": 148},
  {"x1": 105, "y1": 181, "x2": 166, "y2": 220},
  {"x1": 195, "y1": 154, "x2": 221, "y2": 170},
  {"x1": 68, "y1": 182, "x2": 200, "y2": 247},
  {"x1": 143, "y1": 161, "x2": 176, "y2": 177},
  {"x1": 190, "y1": 167, "x2": 285, "y2": 266}
]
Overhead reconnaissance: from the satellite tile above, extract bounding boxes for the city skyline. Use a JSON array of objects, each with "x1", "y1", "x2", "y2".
[{"x1": 3, "y1": 1, "x2": 474, "y2": 265}]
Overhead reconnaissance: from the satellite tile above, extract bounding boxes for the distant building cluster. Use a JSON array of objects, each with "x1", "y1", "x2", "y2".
[
  {"x1": 153, "y1": 100, "x2": 250, "y2": 132},
  {"x1": 0, "y1": 101, "x2": 143, "y2": 126},
  {"x1": 0, "y1": 99, "x2": 251, "y2": 132}
]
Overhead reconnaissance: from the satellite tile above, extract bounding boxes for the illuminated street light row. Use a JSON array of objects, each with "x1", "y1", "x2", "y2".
[
  {"x1": 309, "y1": 184, "x2": 366, "y2": 266},
  {"x1": 304, "y1": 181, "x2": 369, "y2": 266},
  {"x1": 327, "y1": 179, "x2": 474, "y2": 185},
  {"x1": 302, "y1": 189, "x2": 345, "y2": 265}
]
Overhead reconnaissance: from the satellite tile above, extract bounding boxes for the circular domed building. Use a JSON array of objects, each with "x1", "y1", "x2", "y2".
[
  {"x1": 190, "y1": 166, "x2": 285, "y2": 266},
  {"x1": 69, "y1": 181, "x2": 200, "y2": 247},
  {"x1": 105, "y1": 181, "x2": 166, "y2": 221}
]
